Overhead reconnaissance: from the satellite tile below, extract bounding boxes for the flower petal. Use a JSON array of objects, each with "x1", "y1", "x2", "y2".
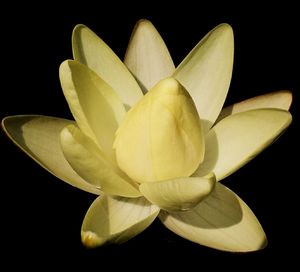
[
  {"x1": 72, "y1": 24, "x2": 143, "y2": 108},
  {"x1": 124, "y1": 19, "x2": 175, "y2": 92},
  {"x1": 60, "y1": 125, "x2": 141, "y2": 198},
  {"x1": 114, "y1": 78, "x2": 204, "y2": 183},
  {"x1": 139, "y1": 174, "x2": 215, "y2": 212},
  {"x1": 194, "y1": 109, "x2": 292, "y2": 181},
  {"x1": 81, "y1": 195, "x2": 160, "y2": 247},
  {"x1": 2, "y1": 115, "x2": 99, "y2": 194},
  {"x1": 174, "y1": 24, "x2": 234, "y2": 132},
  {"x1": 217, "y1": 90, "x2": 293, "y2": 122},
  {"x1": 159, "y1": 183, "x2": 267, "y2": 252},
  {"x1": 59, "y1": 60, "x2": 126, "y2": 159}
]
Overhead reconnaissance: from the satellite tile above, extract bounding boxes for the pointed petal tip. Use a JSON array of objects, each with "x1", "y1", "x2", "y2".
[
  {"x1": 279, "y1": 90, "x2": 293, "y2": 109},
  {"x1": 135, "y1": 18, "x2": 153, "y2": 27},
  {"x1": 81, "y1": 230, "x2": 104, "y2": 248}
]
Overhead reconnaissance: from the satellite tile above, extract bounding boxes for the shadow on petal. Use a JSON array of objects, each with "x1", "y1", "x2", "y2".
[
  {"x1": 193, "y1": 128, "x2": 219, "y2": 178},
  {"x1": 159, "y1": 183, "x2": 267, "y2": 252},
  {"x1": 162, "y1": 183, "x2": 242, "y2": 229}
]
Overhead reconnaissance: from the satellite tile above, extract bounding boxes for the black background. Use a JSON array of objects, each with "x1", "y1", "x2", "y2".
[{"x1": 1, "y1": 2, "x2": 299, "y2": 270}]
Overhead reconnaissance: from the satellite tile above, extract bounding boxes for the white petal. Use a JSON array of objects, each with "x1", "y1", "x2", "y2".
[
  {"x1": 194, "y1": 109, "x2": 292, "y2": 181},
  {"x1": 174, "y1": 24, "x2": 234, "y2": 132},
  {"x1": 124, "y1": 19, "x2": 175, "y2": 92},
  {"x1": 217, "y1": 90, "x2": 293, "y2": 122},
  {"x1": 59, "y1": 60, "x2": 126, "y2": 159},
  {"x1": 60, "y1": 125, "x2": 141, "y2": 198},
  {"x1": 139, "y1": 174, "x2": 215, "y2": 212},
  {"x1": 2, "y1": 115, "x2": 99, "y2": 194},
  {"x1": 160, "y1": 183, "x2": 267, "y2": 252},
  {"x1": 81, "y1": 195, "x2": 160, "y2": 247},
  {"x1": 72, "y1": 24, "x2": 143, "y2": 108}
]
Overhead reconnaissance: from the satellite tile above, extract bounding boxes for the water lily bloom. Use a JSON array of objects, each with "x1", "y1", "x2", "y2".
[{"x1": 2, "y1": 20, "x2": 293, "y2": 252}]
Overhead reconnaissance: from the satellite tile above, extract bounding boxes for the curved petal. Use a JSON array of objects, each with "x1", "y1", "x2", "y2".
[
  {"x1": 81, "y1": 195, "x2": 160, "y2": 247},
  {"x1": 194, "y1": 109, "x2": 292, "y2": 181},
  {"x1": 2, "y1": 115, "x2": 99, "y2": 194},
  {"x1": 124, "y1": 19, "x2": 175, "y2": 92},
  {"x1": 59, "y1": 60, "x2": 126, "y2": 159},
  {"x1": 72, "y1": 24, "x2": 143, "y2": 108},
  {"x1": 139, "y1": 174, "x2": 215, "y2": 212},
  {"x1": 174, "y1": 23, "x2": 234, "y2": 132},
  {"x1": 60, "y1": 125, "x2": 141, "y2": 198},
  {"x1": 217, "y1": 90, "x2": 293, "y2": 122},
  {"x1": 114, "y1": 78, "x2": 204, "y2": 183},
  {"x1": 159, "y1": 183, "x2": 267, "y2": 252}
]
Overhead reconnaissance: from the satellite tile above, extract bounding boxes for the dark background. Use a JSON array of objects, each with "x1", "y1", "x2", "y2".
[{"x1": 1, "y1": 2, "x2": 298, "y2": 269}]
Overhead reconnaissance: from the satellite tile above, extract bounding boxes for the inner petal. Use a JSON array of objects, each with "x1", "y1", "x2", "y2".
[{"x1": 113, "y1": 77, "x2": 205, "y2": 183}]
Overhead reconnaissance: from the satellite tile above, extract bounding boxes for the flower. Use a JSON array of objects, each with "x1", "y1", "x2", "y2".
[{"x1": 2, "y1": 19, "x2": 292, "y2": 252}]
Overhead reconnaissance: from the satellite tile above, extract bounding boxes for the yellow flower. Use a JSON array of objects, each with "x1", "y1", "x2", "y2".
[{"x1": 2, "y1": 20, "x2": 292, "y2": 252}]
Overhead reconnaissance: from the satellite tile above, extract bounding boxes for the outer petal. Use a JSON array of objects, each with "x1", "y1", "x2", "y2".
[
  {"x1": 60, "y1": 125, "x2": 141, "y2": 198},
  {"x1": 2, "y1": 115, "x2": 99, "y2": 194},
  {"x1": 174, "y1": 24, "x2": 234, "y2": 132},
  {"x1": 124, "y1": 19, "x2": 175, "y2": 92},
  {"x1": 194, "y1": 109, "x2": 292, "y2": 181},
  {"x1": 72, "y1": 24, "x2": 143, "y2": 108},
  {"x1": 217, "y1": 90, "x2": 293, "y2": 122},
  {"x1": 159, "y1": 183, "x2": 267, "y2": 252},
  {"x1": 139, "y1": 174, "x2": 215, "y2": 212},
  {"x1": 81, "y1": 195, "x2": 160, "y2": 247},
  {"x1": 59, "y1": 60, "x2": 126, "y2": 159}
]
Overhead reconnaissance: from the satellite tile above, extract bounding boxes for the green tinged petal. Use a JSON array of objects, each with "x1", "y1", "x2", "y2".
[
  {"x1": 194, "y1": 109, "x2": 292, "y2": 181},
  {"x1": 2, "y1": 115, "x2": 99, "y2": 194},
  {"x1": 60, "y1": 125, "x2": 141, "y2": 198},
  {"x1": 217, "y1": 90, "x2": 293, "y2": 122},
  {"x1": 160, "y1": 183, "x2": 267, "y2": 252},
  {"x1": 140, "y1": 174, "x2": 215, "y2": 211},
  {"x1": 72, "y1": 24, "x2": 143, "y2": 108},
  {"x1": 174, "y1": 23, "x2": 234, "y2": 132},
  {"x1": 59, "y1": 60, "x2": 126, "y2": 159},
  {"x1": 114, "y1": 78, "x2": 204, "y2": 183},
  {"x1": 81, "y1": 195, "x2": 160, "y2": 247},
  {"x1": 124, "y1": 19, "x2": 175, "y2": 92}
]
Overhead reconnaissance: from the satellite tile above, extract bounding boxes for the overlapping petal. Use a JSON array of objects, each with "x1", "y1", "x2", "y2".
[
  {"x1": 114, "y1": 78, "x2": 204, "y2": 183},
  {"x1": 124, "y1": 19, "x2": 175, "y2": 92},
  {"x1": 160, "y1": 183, "x2": 267, "y2": 252},
  {"x1": 2, "y1": 115, "x2": 99, "y2": 194},
  {"x1": 60, "y1": 125, "x2": 141, "y2": 198},
  {"x1": 217, "y1": 90, "x2": 292, "y2": 122},
  {"x1": 139, "y1": 174, "x2": 215, "y2": 212},
  {"x1": 81, "y1": 194, "x2": 160, "y2": 247},
  {"x1": 174, "y1": 23, "x2": 234, "y2": 132},
  {"x1": 59, "y1": 60, "x2": 126, "y2": 159},
  {"x1": 72, "y1": 24, "x2": 143, "y2": 108},
  {"x1": 194, "y1": 108, "x2": 292, "y2": 181}
]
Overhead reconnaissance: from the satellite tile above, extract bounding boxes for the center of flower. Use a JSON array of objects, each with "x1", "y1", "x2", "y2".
[{"x1": 113, "y1": 77, "x2": 205, "y2": 183}]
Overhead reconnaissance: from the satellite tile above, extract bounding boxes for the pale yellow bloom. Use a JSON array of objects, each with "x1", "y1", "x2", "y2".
[{"x1": 2, "y1": 20, "x2": 292, "y2": 252}]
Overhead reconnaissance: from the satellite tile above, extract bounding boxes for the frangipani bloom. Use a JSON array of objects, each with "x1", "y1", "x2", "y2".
[{"x1": 2, "y1": 20, "x2": 292, "y2": 252}]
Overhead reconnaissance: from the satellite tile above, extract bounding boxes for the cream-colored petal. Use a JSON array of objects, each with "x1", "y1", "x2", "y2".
[
  {"x1": 114, "y1": 78, "x2": 204, "y2": 183},
  {"x1": 139, "y1": 174, "x2": 215, "y2": 212},
  {"x1": 124, "y1": 19, "x2": 175, "y2": 92},
  {"x1": 59, "y1": 60, "x2": 126, "y2": 159},
  {"x1": 60, "y1": 125, "x2": 141, "y2": 198},
  {"x1": 217, "y1": 90, "x2": 293, "y2": 122},
  {"x1": 174, "y1": 24, "x2": 234, "y2": 132},
  {"x1": 81, "y1": 195, "x2": 160, "y2": 247},
  {"x1": 160, "y1": 183, "x2": 267, "y2": 252},
  {"x1": 72, "y1": 24, "x2": 143, "y2": 108},
  {"x1": 194, "y1": 109, "x2": 292, "y2": 181},
  {"x1": 2, "y1": 115, "x2": 99, "y2": 194}
]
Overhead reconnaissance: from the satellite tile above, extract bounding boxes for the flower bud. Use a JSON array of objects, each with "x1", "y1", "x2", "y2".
[{"x1": 114, "y1": 78, "x2": 204, "y2": 183}]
